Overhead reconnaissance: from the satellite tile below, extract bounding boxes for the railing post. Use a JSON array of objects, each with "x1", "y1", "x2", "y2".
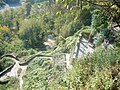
[{"x1": 75, "y1": 33, "x2": 82, "y2": 58}]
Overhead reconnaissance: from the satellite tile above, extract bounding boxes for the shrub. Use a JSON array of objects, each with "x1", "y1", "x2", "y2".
[{"x1": 61, "y1": 47, "x2": 120, "y2": 90}]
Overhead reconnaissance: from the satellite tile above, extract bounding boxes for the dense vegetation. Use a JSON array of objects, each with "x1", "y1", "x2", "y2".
[{"x1": 0, "y1": 0, "x2": 120, "y2": 90}]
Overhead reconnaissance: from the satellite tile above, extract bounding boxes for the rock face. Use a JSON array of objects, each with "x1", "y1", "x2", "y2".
[{"x1": 44, "y1": 38, "x2": 56, "y2": 49}]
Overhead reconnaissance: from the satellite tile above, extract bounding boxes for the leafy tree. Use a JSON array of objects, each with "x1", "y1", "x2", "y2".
[
  {"x1": 0, "y1": 25, "x2": 11, "y2": 41},
  {"x1": 55, "y1": 0, "x2": 120, "y2": 28},
  {"x1": 0, "y1": 25, "x2": 11, "y2": 55},
  {"x1": 19, "y1": 18, "x2": 49, "y2": 49},
  {"x1": 0, "y1": 8, "x2": 16, "y2": 27}
]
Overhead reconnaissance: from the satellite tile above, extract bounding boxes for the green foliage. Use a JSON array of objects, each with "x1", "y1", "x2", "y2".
[
  {"x1": 16, "y1": 48, "x2": 37, "y2": 59},
  {"x1": 19, "y1": 18, "x2": 48, "y2": 49},
  {"x1": 91, "y1": 9, "x2": 108, "y2": 30},
  {"x1": 54, "y1": 12, "x2": 82, "y2": 38},
  {"x1": 23, "y1": 58, "x2": 52, "y2": 90},
  {"x1": 0, "y1": 38, "x2": 24, "y2": 56},
  {"x1": 0, "y1": 0, "x2": 120, "y2": 90},
  {"x1": 93, "y1": 32, "x2": 104, "y2": 46},
  {"x1": 4, "y1": 38, "x2": 24, "y2": 53},
  {"x1": 0, "y1": 57, "x2": 14, "y2": 71},
  {"x1": 91, "y1": 9, "x2": 114, "y2": 46},
  {"x1": 0, "y1": 77, "x2": 19, "y2": 90},
  {"x1": 0, "y1": 25, "x2": 11, "y2": 41},
  {"x1": 80, "y1": 5, "x2": 92, "y2": 26},
  {"x1": 0, "y1": 24, "x2": 24, "y2": 55},
  {"x1": 62, "y1": 47, "x2": 120, "y2": 90}
]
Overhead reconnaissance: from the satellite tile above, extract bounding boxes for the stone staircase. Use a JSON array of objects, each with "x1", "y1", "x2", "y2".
[{"x1": 73, "y1": 35, "x2": 94, "y2": 58}]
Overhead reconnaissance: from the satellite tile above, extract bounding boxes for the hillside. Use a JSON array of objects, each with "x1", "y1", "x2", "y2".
[{"x1": 0, "y1": 0, "x2": 120, "y2": 90}]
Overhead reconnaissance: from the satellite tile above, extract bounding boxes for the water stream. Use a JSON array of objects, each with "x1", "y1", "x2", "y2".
[{"x1": 0, "y1": 3, "x2": 21, "y2": 12}]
